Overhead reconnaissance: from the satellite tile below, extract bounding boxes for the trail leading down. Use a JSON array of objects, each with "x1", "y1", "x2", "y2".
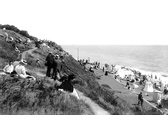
[
  {"x1": 77, "y1": 90, "x2": 110, "y2": 115},
  {"x1": 21, "y1": 47, "x2": 37, "y2": 59},
  {"x1": 19, "y1": 47, "x2": 110, "y2": 115}
]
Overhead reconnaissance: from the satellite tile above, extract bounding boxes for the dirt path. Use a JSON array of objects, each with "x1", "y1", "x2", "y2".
[
  {"x1": 21, "y1": 47, "x2": 37, "y2": 59},
  {"x1": 31, "y1": 70, "x2": 111, "y2": 115},
  {"x1": 18, "y1": 48, "x2": 110, "y2": 115},
  {"x1": 77, "y1": 90, "x2": 110, "y2": 115},
  {"x1": 32, "y1": 72, "x2": 110, "y2": 115}
]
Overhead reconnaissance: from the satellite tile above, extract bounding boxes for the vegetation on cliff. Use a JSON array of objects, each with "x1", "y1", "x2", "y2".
[{"x1": 0, "y1": 25, "x2": 162, "y2": 115}]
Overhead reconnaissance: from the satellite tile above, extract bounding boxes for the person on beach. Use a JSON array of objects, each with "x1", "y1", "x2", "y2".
[
  {"x1": 137, "y1": 92, "x2": 143, "y2": 106},
  {"x1": 105, "y1": 70, "x2": 108, "y2": 76},
  {"x1": 45, "y1": 52, "x2": 54, "y2": 77},
  {"x1": 103, "y1": 67, "x2": 105, "y2": 72},
  {"x1": 125, "y1": 81, "x2": 131, "y2": 90},
  {"x1": 3, "y1": 61, "x2": 14, "y2": 74},
  {"x1": 89, "y1": 66, "x2": 94, "y2": 73},
  {"x1": 163, "y1": 86, "x2": 168, "y2": 95},
  {"x1": 126, "y1": 81, "x2": 130, "y2": 87}
]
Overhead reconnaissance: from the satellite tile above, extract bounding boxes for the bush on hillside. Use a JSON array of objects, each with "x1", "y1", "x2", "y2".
[
  {"x1": 0, "y1": 76, "x2": 92, "y2": 115},
  {"x1": 0, "y1": 24, "x2": 20, "y2": 33},
  {"x1": 40, "y1": 39, "x2": 63, "y2": 51},
  {"x1": 0, "y1": 24, "x2": 38, "y2": 42},
  {"x1": 0, "y1": 39, "x2": 18, "y2": 62},
  {"x1": 19, "y1": 30, "x2": 29, "y2": 37},
  {"x1": 26, "y1": 54, "x2": 45, "y2": 69}
]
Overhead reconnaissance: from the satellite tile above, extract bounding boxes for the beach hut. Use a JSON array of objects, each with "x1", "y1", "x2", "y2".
[
  {"x1": 144, "y1": 81, "x2": 154, "y2": 92},
  {"x1": 113, "y1": 65, "x2": 121, "y2": 72},
  {"x1": 116, "y1": 69, "x2": 125, "y2": 79},
  {"x1": 153, "y1": 90, "x2": 162, "y2": 104},
  {"x1": 156, "y1": 76, "x2": 168, "y2": 91},
  {"x1": 150, "y1": 74, "x2": 161, "y2": 83}
]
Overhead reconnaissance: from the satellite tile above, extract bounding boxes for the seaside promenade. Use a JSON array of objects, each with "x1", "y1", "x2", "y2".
[{"x1": 86, "y1": 65, "x2": 166, "y2": 114}]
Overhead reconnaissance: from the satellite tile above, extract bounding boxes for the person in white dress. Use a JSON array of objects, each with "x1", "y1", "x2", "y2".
[
  {"x1": 3, "y1": 61, "x2": 14, "y2": 74},
  {"x1": 15, "y1": 59, "x2": 36, "y2": 80}
]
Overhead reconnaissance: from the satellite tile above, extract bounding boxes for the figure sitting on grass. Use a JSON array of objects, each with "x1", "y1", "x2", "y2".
[
  {"x1": 3, "y1": 61, "x2": 14, "y2": 74},
  {"x1": 105, "y1": 70, "x2": 108, "y2": 76},
  {"x1": 56, "y1": 74, "x2": 80, "y2": 99},
  {"x1": 15, "y1": 46, "x2": 20, "y2": 54},
  {"x1": 125, "y1": 81, "x2": 130, "y2": 87},
  {"x1": 14, "y1": 59, "x2": 36, "y2": 80},
  {"x1": 89, "y1": 67, "x2": 94, "y2": 73},
  {"x1": 125, "y1": 81, "x2": 131, "y2": 90}
]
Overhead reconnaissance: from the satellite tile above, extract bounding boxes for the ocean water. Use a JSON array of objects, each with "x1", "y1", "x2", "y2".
[{"x1": 62, "y1": 45, "x2": 168, "y2": 75}]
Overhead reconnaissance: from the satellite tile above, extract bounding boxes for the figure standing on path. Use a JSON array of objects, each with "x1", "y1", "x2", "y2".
[
  {"x1": 137, "y1": 92, "x2": 143, "y2": 106},
  {"x1": 45, "y1": 52, "x2": 54, "y2": 77},
  {"x1": 52, "y1": 54, "x2": 63, "y2": 80}
]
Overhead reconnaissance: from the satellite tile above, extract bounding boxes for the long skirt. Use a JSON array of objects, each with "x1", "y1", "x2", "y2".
[{"x1": 58, "y1": 88, "x2": 80, "y2": 100}]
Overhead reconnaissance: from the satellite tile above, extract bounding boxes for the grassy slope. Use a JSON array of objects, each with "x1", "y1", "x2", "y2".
[
  {"x1": 30, "y1": 48, "x2": 133, "y2": 115},
  {"x1": 0, "y1": 28, "x2": 162, "y2": 115},
  {"x1": 0, "y1": 30, "x2": 94, "y2": 115}
]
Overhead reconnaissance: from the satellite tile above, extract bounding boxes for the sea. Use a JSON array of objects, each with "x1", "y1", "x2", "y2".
[{"x1": 62, "y1": 45, "x2": 168, "y2": 77}]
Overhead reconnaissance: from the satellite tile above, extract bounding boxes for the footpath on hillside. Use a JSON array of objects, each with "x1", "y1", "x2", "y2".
[
  {"x1": 77, "y1": 90, "x2": 110, "y2": 115},
  {"x1": 21, "y1": 47, "x2": 37, "y2": 59},
  {"x1": 16, "y1": 48, "x2": 111, "y2": 115}
]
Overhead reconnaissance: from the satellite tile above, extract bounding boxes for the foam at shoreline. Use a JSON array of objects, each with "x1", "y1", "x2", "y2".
[
  {"x1": 130, "y1": 67, "x2": 168, "y2": 77},
  {"x1": 100, "y1": 62, "x2": 168, "y2": 83}
]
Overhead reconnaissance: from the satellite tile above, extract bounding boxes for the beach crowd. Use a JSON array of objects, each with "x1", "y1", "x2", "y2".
[{"x1": 80, "y1": 60, "x2": 168, "y2": 108}]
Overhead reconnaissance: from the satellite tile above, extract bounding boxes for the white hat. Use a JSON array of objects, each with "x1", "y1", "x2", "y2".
[
  {"x1": 20, "y1": 59, "x2": 27, "y2": 65},
  {"x1": 55, "y1": 54, "x2": 59, "y2": 57}
]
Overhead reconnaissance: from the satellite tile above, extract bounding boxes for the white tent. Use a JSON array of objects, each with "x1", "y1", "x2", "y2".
[
  {"x1": 116, "y1": 69, "x2": 134, "y2": 80},
  {"x1": 144, "y1": 81, "x2": 154, "y2": 92},
  {"x1": 149, "y1": 74, "x2": 161, "y2": 83},
  {"x1": 159, "y1": 77, "x2": 168, "y2": 91}
]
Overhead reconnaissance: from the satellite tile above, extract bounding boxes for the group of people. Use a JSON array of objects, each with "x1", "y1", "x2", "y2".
[
  {"x1": 45, "y1": 52, "x2": 64, "y2": 80},
  {"x1": 1, "y1": 52, "x2": 79, "y2": 99},
  {"x1": 2, "y1": 59, "x2": 36, "y2": 80},
  {"x1": 45, "y1": 52, "x2": 80, "y2": 99}
]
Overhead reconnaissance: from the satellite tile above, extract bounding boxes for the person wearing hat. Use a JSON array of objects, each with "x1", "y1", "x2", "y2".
[
  {"x1": 52, "y1": 54, "x2": 63, "y2": 80},
  {"x1": 45, "y1": 52, "x2": 54, "y2": 77},
  {"x1": 137, "y1": 92, "x2": 143, "y2": 106},
  {"x1": 56, "y1": 74, "x2": 79, "y2": 99},
  {"x1": 3, "y1": 61, "x2": 14, "y2": 74},
  {"x1": 15, "y1": 59, "x2": 36, "y2": 80}
]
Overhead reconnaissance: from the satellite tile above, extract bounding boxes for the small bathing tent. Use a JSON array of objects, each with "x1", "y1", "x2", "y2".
[{"x1": 144, "y1": 81, "x2": 154, "y2": 92}]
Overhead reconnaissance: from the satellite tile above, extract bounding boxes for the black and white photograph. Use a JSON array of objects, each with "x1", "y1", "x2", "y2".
[{"x1": 0, "y1": 0, "x2": 168, "y2": 115}]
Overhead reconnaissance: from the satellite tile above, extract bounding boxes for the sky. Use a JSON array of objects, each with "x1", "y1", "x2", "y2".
[{"x1": 1, "y1": 0, "x2": 168, "y2": 45}]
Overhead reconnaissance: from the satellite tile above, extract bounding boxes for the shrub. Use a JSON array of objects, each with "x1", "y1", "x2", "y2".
[{"x1": 0, "y1": 77, "x2": 92, "y2": 115}]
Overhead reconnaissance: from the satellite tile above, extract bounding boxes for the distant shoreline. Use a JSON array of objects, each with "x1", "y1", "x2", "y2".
[{"x1": 62, "y1": 45, "x2": 168, "y2": 77}]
